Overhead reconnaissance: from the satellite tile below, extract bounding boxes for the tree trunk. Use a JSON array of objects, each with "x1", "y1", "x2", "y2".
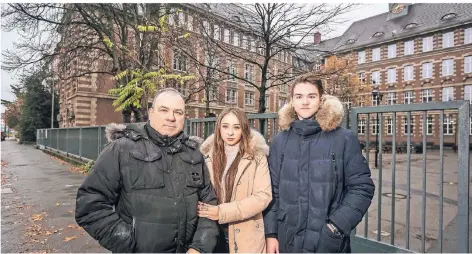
[
  {"x1": 122, "y1": 108, "x2": 132, "y2": 123},
  {"x1": 205, "y1": 83, "x2": 211, "y2": 117}
]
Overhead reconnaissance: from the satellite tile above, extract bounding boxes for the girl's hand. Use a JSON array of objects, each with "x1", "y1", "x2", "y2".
[{"x1": 197, "y1": 201, "x2": 219, "y2": 221}]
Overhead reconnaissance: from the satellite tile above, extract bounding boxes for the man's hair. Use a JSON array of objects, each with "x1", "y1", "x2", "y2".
[
  {"x1": 290, "y1": 74, "x2": 324, "y2": 97},
  {"x1": 151, "y1": 88, "x2": 185, "y2": 109}
]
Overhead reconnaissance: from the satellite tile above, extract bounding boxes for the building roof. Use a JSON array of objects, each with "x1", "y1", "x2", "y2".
[{"x1": 317, "y1": 3, "x2": 472, "y2": 53}]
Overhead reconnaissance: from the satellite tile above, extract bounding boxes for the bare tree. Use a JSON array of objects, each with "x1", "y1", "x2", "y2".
[
  {"x1": 174, "y1": 3, "x2": 355, "y2": 114},
  {"x1": 2, "y1": 3, "x2": 191, "y2": 123}
]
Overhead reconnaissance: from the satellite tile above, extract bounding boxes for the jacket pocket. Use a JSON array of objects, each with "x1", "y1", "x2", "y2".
[
  {"x1": 316, "y1": 223, "x2": 346, "y2": 253},
  {"x1": 129, "y1": 150, "x2": 165, "y2": 189},
  {"x1": 180, "y1": 153, "x2": 204, "y2": 188}
]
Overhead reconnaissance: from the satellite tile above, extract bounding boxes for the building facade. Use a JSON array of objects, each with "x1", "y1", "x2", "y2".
[
  {"x1": 55, "y1": 3, "x2": 293, "y2": 129},
  {"x1": 316, "y1": 3, "x2": 472, "y2": 147}
]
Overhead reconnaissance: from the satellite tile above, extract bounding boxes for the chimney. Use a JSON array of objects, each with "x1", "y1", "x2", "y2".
[{"x1": 314, "y1": 32, "x2": 321, "y2": 45}]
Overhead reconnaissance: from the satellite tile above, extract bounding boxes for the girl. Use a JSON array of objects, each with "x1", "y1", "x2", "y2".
[{"x1": 197, "y1": 107, "x2": 272, "y2": 253}]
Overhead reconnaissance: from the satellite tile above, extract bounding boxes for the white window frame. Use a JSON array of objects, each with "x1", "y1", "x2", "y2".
[
  {"x1": 226, "y1": 89, "x2": 237, "y2": 104},
  {"x1": 371, "y1": 94, "x2": 379, "y2": 106},
  {"x1": 227, "y1": 59, "x2": 236, "y2": 81},
  {"x1": 465, "y1": 28, "x2": 472, "y2": 45},
  {"x1": 172, "y1": 51, "x2": 187, "y2": 71},
  {"x1": 386, "y1": 118, "x2": 393, "y2": 135},
  {"x1": 427, "y1": 116, "x2": 433, "y2": 135},
  {"x1": 442, "y1": 59, "x2": 454, "y2": 76},
  {"x1": 404, "y1": 40, "x2": 414, "y2": 55},
  {"x1": 224, "y1": 29, "x2": 230, "y2": 43},
  {"x1": 178, "y1": 12, "x2": 185, "y2": 27},
  {"x1": 233, "y1": 31, "x2": 239, "y2": 47},
  {"x1": 404, "y1": 117, "x2": 414, "y2": 135},
  {"x1": 442, "y1": 87, "x2": 454, "y2": 102},
  {"x1": 358, "y1": 72, "x2": 366, "y2": 84},
  {"x1": 244, "y1": 92, "x2": 254, "y2": 105},
  {"x1": 387, "y1": 68, "x2": 396, "y2": 83},
  {"x1": 422, "y1": 89, "x2": 433, "y2": 103},
  {"x1": 443, "y1": 117, "x2": 454, "y2": 135},
  {"x1": 404, "y1": 65, "x2": 414, "y2": 81},
  {"x1": 386, "y1": 92, "x2": 397, "y2": 105},
  {"x1": 209, "y1": 86, "x2": 218, "y2": 101},
  {"x1": 358, "y1": 119, "x2": 366, "y2": 135},
  {"x1": 423, "y1": 36, "x2": 433, "y2": 52},
  {"x1": 358, "y1": 51, "x2": 366, "y2": 64},
  {"x1": 244, "y1": 63, "x2": 254, "y2": 82},
  {"x1": 187, "y1": 15, "x2": 193, "y2": 31},
  {"x1": 388, "y1": 44, "x2": 397, "y2": 58},
  {"x1": 464, "y1": 85, "x2": 472, "y2": 103},
  {"x1": 422, "y1": 62, "x2": 433, "y2": 79},
  {"x1": 464, "y1": 56, "x2": 472, "y2": 74},
  {"x1": 372, "y1": 118, "x2": 379, "y2": 135},
  {"x1": 404, "y1": 91, "x2": 414, "y2": 104},
  {"x1": 214, "y1": 25, "x2": 220, "y2": 41},
  {"x1": 443, "y1": 32, "x2": 454, "y2": 48},
  {"x1": 265, "y1": 95, "x2": 270, "y2": 108},
  {"x1": 372, "y1": 47, "x2": 381, "y2": 61},
  {"x1": 279, "y1": 98, "x2": 287, "y2": 108},
  {"x1": 371, "y1": 71, "x2": 380, "y2": 85}
]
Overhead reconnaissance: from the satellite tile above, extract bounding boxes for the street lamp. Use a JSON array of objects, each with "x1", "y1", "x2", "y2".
[{"x1": 371, "y1": 81, "x2": 383, "y2": 168}]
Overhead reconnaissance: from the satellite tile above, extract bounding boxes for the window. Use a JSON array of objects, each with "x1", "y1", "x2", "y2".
[
  {"x1": 227, "y1": 59, "x2": 236, "y2": 81},
  {"x1": 464, "y1": 85, "x2": 472, "y2": 103},
  {"x1": 388, "y1": 44, "x2": 397, "y2": 58},
  {"x1": 422, "y1": 89, "x2": 433, "y2": 103},
  {"x1": 422, "y1": 36, "x2": 433, "y2": 52},
  {"x1": 373, "y1": 32, "x2": 384, "y2": 37},
  {"x1": 226, "y1": 89, "x2": 237, "y2": 103},
  {"x1": 224, "y1": 29, "x2": 230, "y2": 43},
  {"x1": 214, "y1": 25, "x2": 220, "y2": 40},
  {"x1": 442, "y1": 87, "x2": 454, "y2": 102},
  {"x1": 358, "y1": 96, "x2": 365, "y2": 107},
  {"x1": 203, "y1": 20, "x2": 210, "y2": 36},
  {"x1": 442, "y1": 59, "x2": 454, "y2": 76},
  {"x1": 404, "y1": 91, "x2": 414, "y2": 104},
  {"x1": 464, "y1": 56, "x2": 472, "y2": 73},
  {"x1": 187, "y1": 15, "x2": 193, "y2": 31},
  {"x1": 279, "y1": 98, "x2": 287, "y2": 108},
  {"x1": 427, "y1": 116, "x2": 433, "y2": 135},
  {"x1": 209, "y1": 86, "x2": 218, "y2": 101},
  {"x1": 404, "y1": 117, "x2": 414, "y2": 135},
  {"x1": 358, "y1": 51, "x2": 366, "y2": 64},
  {"x1": 386, "y1": 118, "x2": 393, "y2": 135},
  {"x1": 358, "y1": 72, "x2": 366, "y2": 84},
  {"x1": 386, "y1": 92, "x2": 397, "y2": 105},
  {"x1": 233, "y1": 31, "x2": 239, "y2": 47},
  {"x1": 441, "y1": 13, "x2": 457, "y2": 20},
  {"x1": 265, "y1": 95, "x2": 270, "y2": 108},
  {"x1": 244, "y1": 92, "x2": 254, "y2": 105},
  {"x1": 442, "y1": 32, "x2": 454, "y2": 48},
  {"x1": 371, "y1": 94, "x2": 380, "y2": 106},
  {"x1": 278, "y1": 84, "x2": 288, "y2": 93},
  {"x1": 470, "y1": 117, "x2": 472, "y2": 135},
  {"x1": 178, "y1": 12, "x2": 185, "y2": 27},
  {"x1": 404, "y1": 65, "x2": 414, "y2": 81},
  {"x1": 173, "y1": 51, "x2": 187, "y2": 71},
  {"x1": 244, "y1": 63, "x2": 254, "y2": 82},
  {"x1": 405, "y1": 23, "x2": 418, "y2": 29},
  {"x1": 372, "y1": 119, "x2": 379, "y2": 135},
  {"x1": 388, "y1": 68, "x2": 396, "y2": 83},
  {"x1": 443, "y1": 117, "x2": 454, "y2": 135},
  {"x1": 358, "y1": 119, "x2": 366, "y2": 135},
  {"x1": 465, "y1": 28, "x2": 472, "y2": 44},
  {"x1": 372, "y1": 47, "x2": 381, "y2": 61},
  {"x1": 371, "y1": 71, "x2": 380, "y2": 85},
  {"x1": 404, "y1": 40, "x2": 414, "y2": 55},
  {"x1": 422, "y1": 62, "x2": 433, "y2": 78}
]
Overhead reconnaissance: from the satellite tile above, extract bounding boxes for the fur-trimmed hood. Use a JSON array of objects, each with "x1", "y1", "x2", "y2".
[
  {"x1": 200, "y1": 129, "x2": 269, "y2": 158},
  {"x1": 278, "y1": 94, "x2": 344, "y2": 132}
]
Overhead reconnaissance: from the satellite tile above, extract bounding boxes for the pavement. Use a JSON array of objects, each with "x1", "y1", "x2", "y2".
[{"x1": 1, "y1": 138, "x2": 108, "y2": 253}]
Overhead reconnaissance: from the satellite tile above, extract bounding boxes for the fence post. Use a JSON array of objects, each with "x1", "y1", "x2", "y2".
[
  {"x1": 56, "y1": 129, "x2": 59, "y2": 149},
  {"x1": 97, "y1": 126, "x2": 102, "y2": 157},
  {"x1": 79, "y1": 127, "x2": 82, "y2": 160},
  {"x1": 66, "y1": 128, "x2": 69, "y2": 155}
]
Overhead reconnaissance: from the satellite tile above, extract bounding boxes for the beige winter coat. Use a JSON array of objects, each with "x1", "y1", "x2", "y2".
[{"x1": 200, "y1": 129, "x2": 272, "y2": 253}]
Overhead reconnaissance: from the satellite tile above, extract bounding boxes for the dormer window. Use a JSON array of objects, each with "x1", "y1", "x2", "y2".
[
  {"x1": 373, "y1": 32, "x2": 384, "y2": 37},
  {"x1": 405, "y1": 23, "x2": 418, "y2": 29},
  {"x1": 441, "y1": 13, "x2": 457, "y2": 20},
  {"x1": 346, "y1": 39, "x2": 356, "y2": 44},
  {"x1": 232, "y1": 15, "x2": 241, "y2": 22}
]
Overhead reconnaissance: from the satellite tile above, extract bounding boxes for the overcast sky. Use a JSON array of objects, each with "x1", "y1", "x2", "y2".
[{"x1": 0, "y1": 3, "x2": 389, "y2": 114}]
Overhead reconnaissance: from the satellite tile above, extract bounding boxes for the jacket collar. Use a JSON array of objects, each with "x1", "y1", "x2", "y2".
[{"x1": 278, "y1": 94, "x2": 345, "y2": 132}]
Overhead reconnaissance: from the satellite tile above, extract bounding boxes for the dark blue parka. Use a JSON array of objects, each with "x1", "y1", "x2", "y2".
[{"x1": 264, "y1": 95, "x2": 375, "y2": 253}]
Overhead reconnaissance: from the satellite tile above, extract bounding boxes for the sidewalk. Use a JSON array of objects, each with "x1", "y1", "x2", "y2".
[{"x1": 1, "y1": 139, "x2": 107, "y2": 253}]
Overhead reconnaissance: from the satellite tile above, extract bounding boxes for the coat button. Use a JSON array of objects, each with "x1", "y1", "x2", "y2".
[
  {"x1": 191, "y1": 160, "x2": 194, "y2": 164},
  {"x1": 237, "y1": 181, "x2": 241, "y2": 185},
  {"x1": 235, "y1": 228, "x2": 240, "y2": 233}
]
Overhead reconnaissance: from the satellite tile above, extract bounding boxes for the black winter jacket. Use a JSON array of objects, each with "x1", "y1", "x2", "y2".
[
  {"x1": 75, "y1": 123, "x2": 218, "y2": 253},
  {"x1": 263, "y1": 95, "x2": 375, "y2": 253}
]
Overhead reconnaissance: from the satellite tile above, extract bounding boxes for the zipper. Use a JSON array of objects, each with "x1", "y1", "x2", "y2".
[
  {"x1": 331, "y1": 152, "x2": 338, "y2": 201},
  {"x1": 233, "y1": 225, "x2": 239, "y2": 253},
  {"x1": 132, "y1": 216, "x2": 136, "y2": 235}
]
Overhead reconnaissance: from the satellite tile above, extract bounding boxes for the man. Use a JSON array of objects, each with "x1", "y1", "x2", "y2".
[
  {"x1": 75, "y1": 88, "x2": 219, "y2": 253},
  {"x1": 264, "y1": 75, "x2": 374, "y2": 253}
]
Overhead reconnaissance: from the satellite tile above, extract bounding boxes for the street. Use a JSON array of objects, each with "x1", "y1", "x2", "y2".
[{"x1": 1, "y1": 138, "x2": 107, "y2": 253}]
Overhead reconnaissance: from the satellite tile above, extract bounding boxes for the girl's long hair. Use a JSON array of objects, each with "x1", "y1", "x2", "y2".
[{"x1": 212, "y1": 107, "x2": 253, "y2": 204}]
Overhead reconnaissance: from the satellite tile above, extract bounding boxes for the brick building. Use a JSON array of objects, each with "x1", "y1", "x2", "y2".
[
  {"x1": 55, "y1": 3, "x2": 293, "y2": 128},
  {"x1": 315, "y1": 3, "x2": 472, "y2": 147}
]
